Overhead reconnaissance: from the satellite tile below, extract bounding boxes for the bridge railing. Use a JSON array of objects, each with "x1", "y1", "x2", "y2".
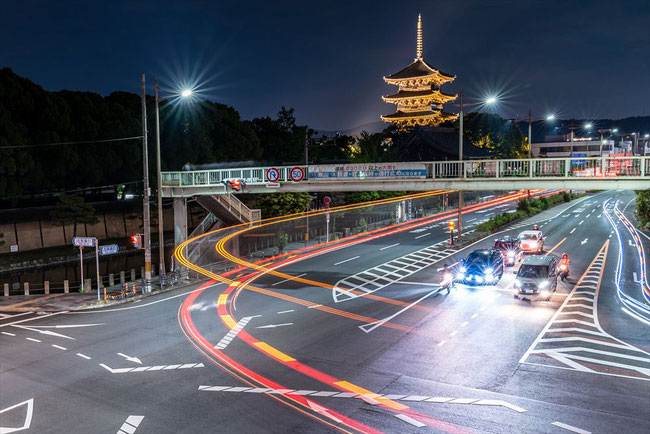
[{"x1": 161, "y1": 156, "x2": 648, "y2": 188}]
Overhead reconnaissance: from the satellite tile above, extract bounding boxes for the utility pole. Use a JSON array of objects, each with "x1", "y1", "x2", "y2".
[
  {"x1": 141, "y1": 73, "x2": 152, "y2": 293},
  {"x1": 94, "y1": 238, "x2": 100, "y2": 301},
  {"x1": 155, "y1": 78, "x2": 165, "y2": 285},
  {"x1": 457, "y1": 90, "x2": 463, "y2": 242},
  {"x1": 527, "y1": 109, "x2": 533, "y2": 158},
  {"x1": 304, "y1": 130, "x2": 309, "y2": 165}
]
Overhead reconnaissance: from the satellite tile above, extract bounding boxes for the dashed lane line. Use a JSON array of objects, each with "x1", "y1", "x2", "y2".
[
  {"x1": 25, "y1": 337, "x2": 41, "y2": 343},
  {"x1": 51, "y1": 344, "x2": 67, "y2": 350},
  {"x1": 117, "y1": 415, "x2": 145, "y2": 434},
  {"x1": 100, "y1": 363, "x2": 205, "y2": 373},
  {"x1": 271, "y1": 273, "x2": 308, "y2": 286},
  {"x1": 395, "y1": 413, "x2": 426, "y2": 428},
  {"x1": 277, "y1": 310, "x2": 294, "y2": 314},
  {"x1": 198, "y1": 385, "x2": 527, "y2": 412},
  {"x1": 76, "y1": 353, "x2": 92, "y2": 360},
  {"x1": 552, "y1": 421, "x2": 591, "y2": 434},
  {"x1": 1, "y1": 332, "x2": 16, "y2": 336},
  {"x1": 380, "y1": 243, "x2": 400, "y2": 250},
  {"x1": 333, "y1": 256, "x2": 360, "y2": 266},
  {"x1": 414, "y1": 233, "x2": 431, "y2": 239}
]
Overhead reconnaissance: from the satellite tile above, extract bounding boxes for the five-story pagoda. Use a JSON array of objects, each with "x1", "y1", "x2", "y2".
[{"x1": 381, "y1": 14, "x2": 458, "y2": 128}]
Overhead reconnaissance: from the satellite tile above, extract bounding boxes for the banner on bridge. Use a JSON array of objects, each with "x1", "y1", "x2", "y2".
[{"x1": 308, "y1": 163, "x2": 427, "y2": 180}]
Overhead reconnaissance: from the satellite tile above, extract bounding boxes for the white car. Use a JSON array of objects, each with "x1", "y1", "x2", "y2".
[{"x1": 518, "y1": 230, "x2": 544, "y2": 253}]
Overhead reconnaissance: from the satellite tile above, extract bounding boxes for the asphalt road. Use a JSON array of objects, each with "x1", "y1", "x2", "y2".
[{"x1": 1, "y1": 190, "x2": 649, "y2": 434}]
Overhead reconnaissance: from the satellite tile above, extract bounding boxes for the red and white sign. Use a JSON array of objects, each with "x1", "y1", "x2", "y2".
[
  {"x1": 266, "y1": 167, "x2": 280, "y2": 183},
  {"x1": 289, "y1": 166, "x2": 305, "y2": 182}
]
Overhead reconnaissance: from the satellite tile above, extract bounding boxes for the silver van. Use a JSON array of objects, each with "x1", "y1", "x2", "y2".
[{"x1": 513, "y1": 255, "x2": 558, "y2": 301}]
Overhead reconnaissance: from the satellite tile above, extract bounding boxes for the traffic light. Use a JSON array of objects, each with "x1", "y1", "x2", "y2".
[
  {"x1": 130, "y1": 234, "x2": 142, "y2": 249},
  {"x1": 448, "y1": 220, "x2": 455, "y2": 232}
]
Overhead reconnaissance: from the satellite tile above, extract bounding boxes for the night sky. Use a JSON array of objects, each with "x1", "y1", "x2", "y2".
[{"x1": 2, "y1": 0, "x2": 649, "y2": 130}]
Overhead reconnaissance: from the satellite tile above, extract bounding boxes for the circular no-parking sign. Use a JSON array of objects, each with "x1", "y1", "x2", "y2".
[
  {"x1": 289, "y1": 166, "x2": 305, "y2": 183},
  {"x1": 323, "y1": 196, "x2": 331, "y2": 205},
  {"x1": 266, "y1": 167, "x2": 280, "y2": 183}
]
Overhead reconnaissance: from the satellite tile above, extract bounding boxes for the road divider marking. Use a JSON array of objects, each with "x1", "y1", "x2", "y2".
[
  {"x1": 117, "y1": 415, "x2": 144, "y2": 434},
  {"x1": 51, "y1": 344, "x2": 67, "y2": 350},
  {"x1": 551, "y1": 421, "x2": 591, "y2": 434},
  {"x1": 253, "y1": 342, "x2": 296, "y2": 362},
  {"x1": 271, "y1": 273, "x2": 308, "y2": 286},
  {"x1": 380, "y1": 243, "x2": 400, "y2": 250},
  {"x1": 437, "y1": 340, "x2": 446, "y2": 347},
  {"x1": 334, "y1": 256, "x2": 360, "y2": 266},
  {"x1": 395, "y1": 413, "x2": 425, "y2": 428},
  {"x1": 277, "y1": 310, "x2": 294, "y2": 314},
  {"x1": 215, "y1": 316, "x2": 256, "y2": 350},
  {"x1": 76, "y1": 353, "x2": 91, "y2": 360},
  {"x1": 414, "y1": 233, "x2": 431, "y2": 239},
  {"x1": 461, "y1": 321, "x2": 469, "y2": 327},
  {"x1": 100, "y1": 362, "x2": 204, "y2": 373},
  {"x1": 25, "y1": 338, "x2": 41, "y2": 343},
  {"x1": 198, "y1": 385, "x2": 526, "y2": 412},
  {"x1": 1, "y1": 332, "x2": 16, "y2": 336},
  {"x1": 570, "y1": 228, "x2": 576, "y2": 234}
]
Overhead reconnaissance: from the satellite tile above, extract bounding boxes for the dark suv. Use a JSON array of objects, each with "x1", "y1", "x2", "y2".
[
  {"x1": 494, "y1": 236, "x2": 523, "y2": 266},
  {"x1": 455, "y1": 249, "x2": 505, "y2": 285}
]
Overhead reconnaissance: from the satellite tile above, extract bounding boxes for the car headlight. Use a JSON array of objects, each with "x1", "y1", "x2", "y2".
[
  {"x1": 514, "y1": 279, "x2": 521, "y2": 287},
  {"x1": 540, "y1": 290, "x2": 549, "y2": 298},
  {"x1": 507, "y1": 251, "x2": 515, "y2": 258},
  {"x1": 539, "y1": 280, "x2": 549, "y2": 289},
  {"x1": 460, "y1": 266, "x2": 467, "y2": 273},
  {"x1": 456, "y1": 273, "x2": 465, "y2": 280},
  {"x1": 485, "y1": 267, "x2": 494, "y2": 274}
]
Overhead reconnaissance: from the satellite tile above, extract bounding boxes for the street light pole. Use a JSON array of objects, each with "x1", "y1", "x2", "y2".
[
  {"x1": 141, "y1": 73, "x2": 152, "y2": 293},
  {"x1": 457, "y1": 90, "x2": 463, "y2": 242},
  {"x1": 155, "y1": 78, "x2": 165, "y2": 285}
]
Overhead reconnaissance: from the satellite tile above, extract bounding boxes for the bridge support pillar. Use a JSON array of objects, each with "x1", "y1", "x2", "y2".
[{"x1": 174, "y1": 197, "x2": 188, "y2": 249}]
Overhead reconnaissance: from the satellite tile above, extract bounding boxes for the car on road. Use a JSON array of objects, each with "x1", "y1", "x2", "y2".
[
  {"x1": 455, "y1": 249, "x2": 504, "y2": 285},
  {"x1": 494, "y1": 235, "x2": 522, "y2": 266},
  {"x1": 518, "y1": 230, "x2": 544, "y2": 253},
  {"x1": 513, "y1": 255, "x2": 559, "y2": 301}
]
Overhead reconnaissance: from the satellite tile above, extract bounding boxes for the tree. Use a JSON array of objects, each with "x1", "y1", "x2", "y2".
[
  {"x1": 276, "y1": 232, "x2": 289, "y2": 253},
  {"x1": 636, "y1": 190, "x2": 650, "y2": 228},
  {"x1": 350, "y1": 131, "x2": 395, "y2": 163},
  {"x1": 461, "y1": 112, "x2": 527, "y2": 158},
  {"x1": 50, "y1": 195, "x2": 99, "y2": 237},
  {"x1": 256, "y1": 192, "x2": 313, "y2": 218}
]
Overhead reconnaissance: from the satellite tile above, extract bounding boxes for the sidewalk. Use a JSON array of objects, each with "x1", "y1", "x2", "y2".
[{"x1": 0, "y1": 277, "x2": 207, "y2": 313}]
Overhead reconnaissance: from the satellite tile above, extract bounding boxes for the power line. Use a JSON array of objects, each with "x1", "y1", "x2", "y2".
[{"x1": 0, "y1": 135, "x2": 143, "y2": 150}]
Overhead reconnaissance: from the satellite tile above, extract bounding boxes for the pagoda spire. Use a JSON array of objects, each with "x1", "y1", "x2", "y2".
[{"x1": 416, "y1": 13, "x2": 423, "y2": 60}]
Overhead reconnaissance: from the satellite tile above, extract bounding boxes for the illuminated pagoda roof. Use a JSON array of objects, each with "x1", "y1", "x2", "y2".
[{"x1": 381, "y1": 14, "x2": 458, "y2": 128}]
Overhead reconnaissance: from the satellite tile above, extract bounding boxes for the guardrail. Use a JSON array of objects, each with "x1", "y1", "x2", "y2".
[{"x1": 162, "y1": 156, "x2": 649, "y2": 189}]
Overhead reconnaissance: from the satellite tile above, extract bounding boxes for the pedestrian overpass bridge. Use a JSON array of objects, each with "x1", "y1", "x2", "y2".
[{"x1": 162, "y1": 156, "x2": 649, "y2": 196}]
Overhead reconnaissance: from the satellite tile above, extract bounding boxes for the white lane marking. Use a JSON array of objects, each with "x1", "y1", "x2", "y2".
[
  {"x1": 67, "y1": 283, "x2": 223, "y2": 314},
  {"x1": 100, "y1": 362, "x2": 204, "y2": 373},
  {"x1": 51, "y1": 344, "x2": 67, "y2": 350},
  {"x1": 277, "y1": 310, "x2": 294, "y2": 314},
  {"x1": 256, "y1": 323, "x2": 293, "y2": 329},
  {"x1": 0, "y1": 398, "x2": 34, "y2": 434},
  {"x1": 570, "y1": 228, "x2": 576, "y2": 234},
  {"x1": 638, "y1": 229, "x2": 650, "y2": 241},
  {"x1": 628, "y1": 239, "x2": 636, "y2": 247},
  {"x1": 359, "y1": 287, "x2": 441, "y2": 333},
  {"x1": 26, "y1": 323, "x2": 104, "y2": 329},
  {"x1": 633, "y1": 272, "x2": 639, "y2": 283},
  {"x1": 437, "y1": 340, "x2": 447, "y2": 347},
  {"x1": 117, "y1": 353, "x2": 143, "y2": 364},
  {"x1": 214, "y1": 316, "x2": 256, "y2": 350},
  {"x1": 461, "y1": 321, "x2": 469, "y2": 327},
  {"x1": 198, "y1": 386, "x2": 526, "y2": 412},
  {"x1": 380, "y1": 243, "x2": 400, "y2": 250},
  {"x1": 395, "y1": 413, "x2": 425, "y2": 428},
  {"x1": 581, "y1": 238, "x2": 588, "y2": 245},
  {"x1": 308, "y1": 304, "x2": 323, "y2": 309},
  {"x1": 551, "y1": 421, "x2": 591, "y2": 434},
  {"x1": 117, "y1": 415, "x2": 144, "y2": 434},
  {"x1": 1, "y1": 332, "x2": 16, "y2": 336},
  {"x1": 450, "y1": 330, "x2": 458, "y2": 336},
  {"x1": 480, "y1": 305, "x2": 488, "y2": 311},
  {"x1": 271, "y1": 273, "x2": 308, "y2": 286},
  {"x1": 414, "y1": 233, "x2": 431, "y2": 239},
  {"x1": 471, "y1": 314, "x2": 478, "y2": 319},
  {"x1": 578, "y1": 220, "x2": 584, "y2": 225},
  {"x1": 334, "y1": 256, "x2": 360, "y2": 266},
  {"x1": 25, "y1": 338, "x2": 41, "y2": 343},
  {"x1": 76, "y1": 353, "x2": 92, "y2": 360},
  {"x1": 0, "y1": 312, "x2": 64, "y2": 328}
]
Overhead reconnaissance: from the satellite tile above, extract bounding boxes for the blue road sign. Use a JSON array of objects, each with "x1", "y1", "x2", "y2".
[
  {"x1": 99, "y1": 244, "x2": 119, "y2": 255},
  {"x1": 73, "y1": 237, "x2": 95, "y2": 247}
]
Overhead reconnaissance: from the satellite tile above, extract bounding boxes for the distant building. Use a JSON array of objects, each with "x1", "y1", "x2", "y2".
[
  {"x1": 532, "y1": 134, "x2": 635, "y2": 157},
  {"x1": 381, "y1": 15, "x2": 458, "y2": 128}
]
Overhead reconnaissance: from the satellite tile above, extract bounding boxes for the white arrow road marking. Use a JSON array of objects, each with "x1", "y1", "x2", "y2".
[
  {"x1": 117, "y1": 353, "x2": 143, "y2": 364},
  {"x1": 552, "y1": 421, "x2": 591, "y2": 434},
  {"x1": 256, "y1": 323, "x2": 293, "y2": 329},
  {"x1": 359, "y1": 287, "x2": 441, "y2": 333},
  {"x1": 24, "y1": 323, "x2": 104, "y2": 328},
  {"x1": 0, "y1": 398, "x2": 34, "y2": 434},
  {"x1": 117, "y1": 415, "x2": 144, "y2": 434},
  {"x1": 100, "y1": 363, "x2": 204, "y2": 373},
  {"x1": 13, "y1": 325, "x2": 75, "y2": 340},
  {"x1": 581, "y1": 238, "x2": 588, "y2": 245},
  {"x1": 395, "y1": 414, "x2": 425, "y2": 428},
  {"x1": 198, "y1": 386, "x2": 527, "y2": 412}
]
